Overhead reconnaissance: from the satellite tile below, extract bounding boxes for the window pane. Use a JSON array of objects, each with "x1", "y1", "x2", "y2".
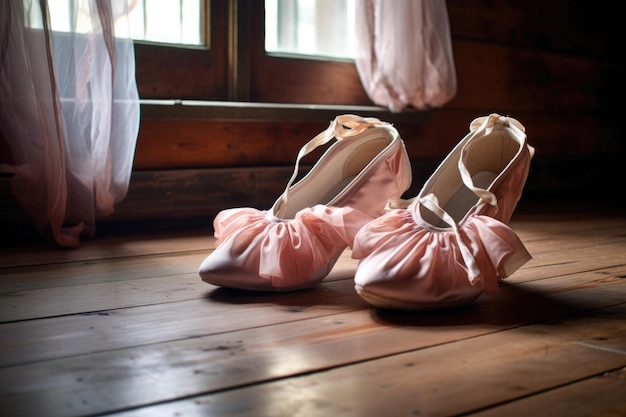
[
  {"x1": 265, "y1": 0, "x2": 356, "y2": 59},
  {"x1": 129, "y1": 0, "x2": 203, "y2": 45},
  {"x1": 41, "y1": 0, "x2": 203, "y2": 46}
]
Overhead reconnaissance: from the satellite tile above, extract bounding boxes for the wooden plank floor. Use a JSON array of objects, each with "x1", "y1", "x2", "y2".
[{"x1": 1, "y1": 202, "x2": 625, "y2": 417}]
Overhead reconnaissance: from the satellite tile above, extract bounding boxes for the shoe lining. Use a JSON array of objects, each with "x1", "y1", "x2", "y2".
[
  {"x1": 438, "y1": 171, "x2": 496, "y2": 227},
  {"x1": 429, "y1": 129, "x2": 519, "y2": 227},
  {"x1": 281, "y1": 133, "x2": 392, "y2": 219},
  {"x1": 319, "y1": 175, "x2": 357, "y2": 206},
  {"x1": 318, "y1": 137, "x2": 391, "y2": 204}
]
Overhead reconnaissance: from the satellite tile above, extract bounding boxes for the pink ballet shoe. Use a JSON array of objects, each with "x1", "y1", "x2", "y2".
[
  {"x1": 199, "y1": 114, "x2": 412, "y2": 291},
  {"x1": 352, "y1": 113, "x2": 535, "y2": 310}
]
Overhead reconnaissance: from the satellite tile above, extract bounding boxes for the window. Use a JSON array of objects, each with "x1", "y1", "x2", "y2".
[
  {"x1": 128, "y1": 0, "x2": 205, "y2": 46},
  {"x1": 40, "y1": 0, "x2": 368, "y2": 105},
  {"x1": 134, "y1": 0, "x2": 370, "y2": 106},
  {"x1": 265, "y1": 0, "x2": 356, "y2": 60},
  {"x1": 126, "y1": 0, "x2": 357, "y2": 59},
  {"x1": 44, "y1": 0, "x2": 205, "y2": 46}
]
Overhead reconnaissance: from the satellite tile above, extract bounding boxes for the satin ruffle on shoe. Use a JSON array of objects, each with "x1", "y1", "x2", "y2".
[
  {"x1": 352, "y1": 113, "x2": 535, "y2": 310},
  {"x1": 199, "y1": 114, "x2": 412, "y2": 291}
]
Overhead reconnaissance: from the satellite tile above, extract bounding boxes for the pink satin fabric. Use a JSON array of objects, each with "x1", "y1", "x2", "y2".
[
  {"x1": 203, "y1": 205, "x2": 373, "y2": 290},
  {"x1": 352, "y1": 114, "x2": 534, "y2": 309},
  {"x1": 353, "y1": 210, "x2": 531, "y2": 307},
  {"x1": 334, "y1": 138, "x2": 413, "y2": 219},
  {"x1": 199, "y1": 115, "x2": 412, "y2": 291}
]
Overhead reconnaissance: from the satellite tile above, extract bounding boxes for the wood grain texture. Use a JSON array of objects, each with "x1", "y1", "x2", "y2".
[
  {"x1": 0, "y1": 206, "x2": 624, "y2": 417},
  {"x1": 2, "y1": 2, "x2": 623, "y2": 229}
]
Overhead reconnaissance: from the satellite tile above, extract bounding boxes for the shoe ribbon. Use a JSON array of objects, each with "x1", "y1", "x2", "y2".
[
  {"x1": 464, "y1": 113, "x2": 532, "y2": 206},
  {"x1": 470, "y1": 113, "x2": 526, "y2": 135},
  {"x1": 270, "y1": 114, "x2": 390, "y2": 219},
  {"x1": 385, "y1": 139, "x2": 496, "y2": 283},
  {"x1": 419, "y1": 193, "x2": 482, "y2": 284},
  {"x1": 386, "y1": 113, "x2": 531, "y2": 284}
]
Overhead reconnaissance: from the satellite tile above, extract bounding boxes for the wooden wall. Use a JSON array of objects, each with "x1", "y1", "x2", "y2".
[
  {"x1": 1, "y1": 0, "x2": 623, "y2": 233},
  {"x1": 118, "y1": 0, "x2": 622, "y2": 225}
]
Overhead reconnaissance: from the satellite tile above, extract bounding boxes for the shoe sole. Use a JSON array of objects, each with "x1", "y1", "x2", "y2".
[
  {"x1": 201, "y1": 249, "x2": 345, "y2": 292},
  {"x1": 355, "y1": 285, "x2": 480, "y2": 311}
]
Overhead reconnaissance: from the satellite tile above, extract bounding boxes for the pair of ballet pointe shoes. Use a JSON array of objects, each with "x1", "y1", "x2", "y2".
[{"x1": 199, "y1": 113, "x2": 535, "y2": 311}]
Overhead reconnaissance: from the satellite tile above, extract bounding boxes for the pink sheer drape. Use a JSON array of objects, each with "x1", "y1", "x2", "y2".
[
  {"x1": 0, "y1": 0, "x2": 139, "y2": 247},
  {"x1": 355, "y1": 0, "x2": 457, "y2": 112}
]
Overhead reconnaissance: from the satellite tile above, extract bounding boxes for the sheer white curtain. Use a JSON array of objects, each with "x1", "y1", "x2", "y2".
[
  {"x1": 355, "y1": 0, "x2": 457, "y2": 112},
  {"x1": 0, "y1": 0, "x2": 140, "y2": 247}
]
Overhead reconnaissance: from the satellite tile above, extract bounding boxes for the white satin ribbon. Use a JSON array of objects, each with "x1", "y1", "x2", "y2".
[
  {"x1": 419, "y1": 193, "x2": 482, "y2": 283},
  {"x1": 270, "y1": 114, "x2": 390, "y2": 219}
]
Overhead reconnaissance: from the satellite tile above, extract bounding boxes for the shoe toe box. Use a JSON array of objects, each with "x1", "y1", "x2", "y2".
[{"x1": 198, "y1": 250, "x2": 277, "y2": 292}]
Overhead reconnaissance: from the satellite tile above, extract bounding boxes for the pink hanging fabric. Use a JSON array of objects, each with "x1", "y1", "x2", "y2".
[
  {"x1": 355, "y1": 0, "x2": 457, "y2": 112},
  {"x1": 0, "y1": 0, "x2": 139, "y2": 247}
]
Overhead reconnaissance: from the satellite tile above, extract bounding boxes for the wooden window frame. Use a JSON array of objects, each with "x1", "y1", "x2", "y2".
[{"x1": 134, "y1": 0, "x2": 372, "y2": 106}]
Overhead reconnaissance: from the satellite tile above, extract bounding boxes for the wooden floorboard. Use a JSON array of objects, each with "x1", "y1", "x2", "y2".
[
  {"x1": 469, "y1": 368, "x2": 626, "y2": 417},
  {"x1": 0, "y1": 204, "x2": 624, "y2": 417},
  {"x1": 106, "y1": 305, "x2": 626, "y2": 417}
]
